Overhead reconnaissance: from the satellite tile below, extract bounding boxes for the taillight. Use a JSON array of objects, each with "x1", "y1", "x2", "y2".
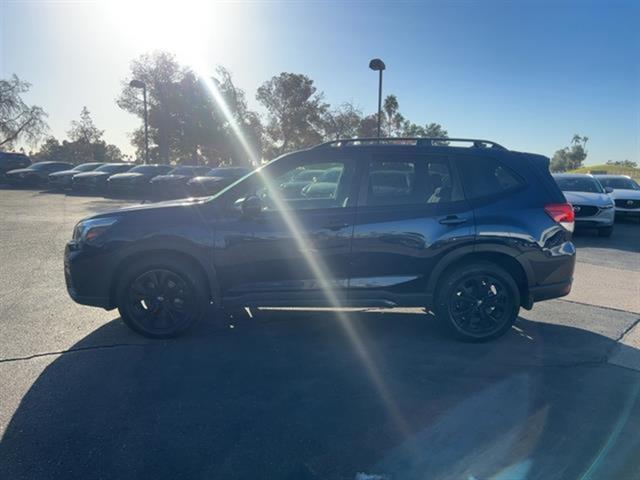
[{"x1": 545, "y1": 203, "x2": 575, "y2": 232}]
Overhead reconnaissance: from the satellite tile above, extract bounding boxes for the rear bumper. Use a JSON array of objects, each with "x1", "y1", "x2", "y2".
[{"x1": 529, "y1": 280, "x2": 573, "y2": 303}]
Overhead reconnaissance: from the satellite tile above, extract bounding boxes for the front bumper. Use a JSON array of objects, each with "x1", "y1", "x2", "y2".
[
  {"x1": 73, "y1": 178, "x2": 105, "y2": 191},
  {"x1": 6, "y1": 174, "x2": 38, "y2": 186},
  {"x1": 49, "y1": 175, "x2": 73, "y2": 189},
  {"x1": 615, "y1": 208, "x2": 640, "y2": 217},
  {"x1": 573, "y1": 205, "x2": 615, "y2": 227},
  {"x1": 107, "y1": 181, "x2": 144, "y2": 196},
  {"x1": 64, "y1": 243, "x2": 113, "y2": 309}
]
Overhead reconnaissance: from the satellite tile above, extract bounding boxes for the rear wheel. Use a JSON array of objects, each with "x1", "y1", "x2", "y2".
[
  {"x1": 434, "y1": 263, "x2": 520, "y2": 342},
  {"x1": 598, "y1": 225, "x2": 613, "y2": 237},
  {"x1": 116, "y1": 258, "x2": 208, "y2": 338}
]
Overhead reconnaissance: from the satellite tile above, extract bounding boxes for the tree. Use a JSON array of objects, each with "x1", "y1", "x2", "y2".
[
  {"x1": 256, "y1": 72, "x2": 328, "y2": 158},
  {"x1": 606, "y1": 159, "x2": 638, "y2": 168},
  {"x1": 31, "y1": 108, "x2": 122, "y2": 165},
  {"x1": 214, "y1": 66, "x2": 262, "y2": 165},
  {"x1": 382, "y1": 95, "x2": 404, "y2": 137},
  {"x1": 0, "y1": 75, "x2": 48, "y2": 148},
  {"x1": 118, "y1": 52, "x2": 259, "y2": 166},
  {"x1": 551, "y1": 134, "x2": 589, "y2": 172},
  {"x1": 68, "y1": 106, "x2": 104, "y2": 143},
  {"x1": 402, "y1": 121, "x2": 448, "y2": 138},
  {"x1": 323, "y1": 102, "x2": 362, "y2": 140},
  {"x1": 357, "y1": 114, "x2": 379, "y2": 138},
  {"x1": 117, "y1": 51, "x2": 184, "y2": 164}
]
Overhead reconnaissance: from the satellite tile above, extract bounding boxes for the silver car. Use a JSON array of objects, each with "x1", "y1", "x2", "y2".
[
  {"x1": 594, "y1": 175, "x2": 640, "y2": 221},
  {"x1": 553, "y1": 173, "x2": 615, "y2": 237}
]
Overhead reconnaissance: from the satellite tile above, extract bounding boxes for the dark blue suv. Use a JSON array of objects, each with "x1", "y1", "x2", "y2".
[{"x1": 64, "y1": 138, "x2": 576, "y2": 341}]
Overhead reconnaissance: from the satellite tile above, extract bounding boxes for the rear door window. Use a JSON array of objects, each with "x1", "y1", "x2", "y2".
[
  {"x1": 363, "y1": 155, "x2": 461, "y2": 206},
  {"x1": 457, "y1": 156, "x2": 525, "y2": 199}
]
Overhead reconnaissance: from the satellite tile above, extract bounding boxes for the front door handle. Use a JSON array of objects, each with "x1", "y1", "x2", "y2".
[
  {"x1": 323, "y1": 222, "x2": 350, "y2": 231},
  {"x1": 439, "y1": 215, "x2": 468, "y2": 226}
]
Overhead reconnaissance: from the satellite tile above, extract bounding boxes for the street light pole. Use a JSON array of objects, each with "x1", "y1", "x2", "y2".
[
  {"x1": 129, "y1": 80, "x2": 149, "y2": 164},
  {"x1": 369, "y1": 58, "x2": 386, "y2": 140}
]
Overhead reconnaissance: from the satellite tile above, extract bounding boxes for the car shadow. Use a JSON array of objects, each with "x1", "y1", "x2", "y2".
[{"x1": 1, "y1": 310, "x2": 640, "y2": 480}]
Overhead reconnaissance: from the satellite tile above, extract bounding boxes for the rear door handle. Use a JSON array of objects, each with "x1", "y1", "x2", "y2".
[{"x1": 439, "y1": 215, "x2": 468, "y2": 226}]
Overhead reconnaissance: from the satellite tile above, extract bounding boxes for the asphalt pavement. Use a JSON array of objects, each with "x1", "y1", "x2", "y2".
[{"x1": 0, "y1": 188, "x2": 639, "y2": 480}]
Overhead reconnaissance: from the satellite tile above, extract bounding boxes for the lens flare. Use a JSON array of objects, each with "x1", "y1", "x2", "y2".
[{"x1": 191, "y1": 61, "x2": 414, "y2": 441}]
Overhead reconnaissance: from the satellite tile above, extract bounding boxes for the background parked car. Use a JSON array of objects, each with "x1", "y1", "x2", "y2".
[
  {"x1": 276, "y1": 168, "x2": 325, "y2": 199},
  {"x1": 187, "y1": 166, "x2": 250, "y2": 196},
  {"x1": 0, "y1": 152, "x2": 31, "y2": 182},
  {"x1": 5, "y1": 161, "x2": 74, "y2": 187},
  {"x1": 553, "y1": 173, "x2": 615, "y2": 237},
  {"x1": 106, "y1": 164, "x2": 173, "y2": 197},
  {"x1": 594, "y1": 175, "x2": 640, "y2": 221},
  {"x1": 48, "y1": 162, "x2": 105, "y2": 190},
  {"x1": 71, "y1": 163, "x2": 133, "y2": 193},
  {"x1": 149, "y1": 165, "x2": 212, "y2": 199}
]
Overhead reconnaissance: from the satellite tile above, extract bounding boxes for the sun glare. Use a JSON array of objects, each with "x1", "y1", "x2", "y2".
[{"x1": 101, "y1": 0, "x2": 237, "y2": 65}]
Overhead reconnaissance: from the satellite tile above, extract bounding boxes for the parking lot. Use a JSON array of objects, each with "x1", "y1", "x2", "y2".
[{"x1": 0, "y1": 187, "x2": 639, "y2": 479}]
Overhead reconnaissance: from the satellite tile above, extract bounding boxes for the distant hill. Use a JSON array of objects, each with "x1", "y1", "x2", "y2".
[{"x1": 570, "y1": 164, "x2": 640, "y2": 180}]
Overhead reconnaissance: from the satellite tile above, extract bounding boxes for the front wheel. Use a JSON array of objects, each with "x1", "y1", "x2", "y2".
[
  {"x1": 116, "y1": 258, "x2": 208, "y2": 338},
  {"x1": 434, "y1": 263, "x2": 520, "y2": 342}
]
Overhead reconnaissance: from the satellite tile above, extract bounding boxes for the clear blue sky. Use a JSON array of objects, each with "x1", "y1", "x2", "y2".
[{"x1": 1, "y1": 0, "x2": 638, "y2": 164}]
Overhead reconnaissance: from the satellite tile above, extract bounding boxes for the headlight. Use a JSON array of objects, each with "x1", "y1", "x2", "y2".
[
  {"x1": 601, "y1": 204, "x2": 614, "y2": 209},
  {"x1": 72, "y1": 217, "x2": 119, "y2": 243}
]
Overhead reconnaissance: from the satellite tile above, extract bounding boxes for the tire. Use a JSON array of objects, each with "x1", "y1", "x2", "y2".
[
  {"x1": 434, "y1": 262, "x2": 520, "y2": 342},
  {"x1": 598, "y1": 226, "x2": 614, "y2": 237},
  {"x1": 116, "y1": 256, "x2": 209, "y2": 338}
]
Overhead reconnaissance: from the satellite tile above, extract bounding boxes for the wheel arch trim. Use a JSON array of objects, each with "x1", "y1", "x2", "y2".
[
  {"x1": 107, "y1": 243, "x2": 220, "y2": 309},
  {"x1": 425, "y1": 244, "x2": 535, "y2": 307}
]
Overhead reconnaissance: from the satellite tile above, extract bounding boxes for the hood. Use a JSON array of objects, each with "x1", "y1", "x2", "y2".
[
  {"x1": 150, "y1": 174, "x2": 190, "y2": 182},
  {"x1": 608, "y1": 189, "x2": 640, "y2": 200},
  {"x1": 73, "y1": 171, "x2": 110, "y2": 179},
  {"x1": 562, "y1": 191, "x2": 613, "y2": 206},
  {"x1": 119, "y1": 197, "x2": 206, "y2": 212},
  {"x1": 79, "y1": 197, "x2": 210, "y2": 228},
  {"x1": 189, "y1": 176, "x2": 225, "y2": 184},
  {"x1": 6, "y1": 168, "x2": 35, "y2": 175},
  {"x1": 49, "y1": 169, "x2": 77, "y2": 178},
  {"x1": 108, "y1": 172, "x2": 145, "y2": 182}
]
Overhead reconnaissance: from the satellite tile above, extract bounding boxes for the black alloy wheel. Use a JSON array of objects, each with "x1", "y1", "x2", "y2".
[
  {"x1": 117, "y1": 260, "x2": 207, "y2": 338},
  {"x1": 435, "y1": 263, "x2": 520, "y2": 341}
]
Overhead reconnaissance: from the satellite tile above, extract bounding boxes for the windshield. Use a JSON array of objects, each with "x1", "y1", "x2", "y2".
[
  {"x1": 207, "y1": 167, "x2": 249, "y2": 178},
  {"x1": 128, "y1": 165, "x2": 170, "y2": 174},
  {"x1": 95, "y1": 164, "x2": 131, "y2": 173},
  {"x1": 597, "y1": 176, "x2": 640, "y2": 190},
  {"x1": 169, "y1": 166, "x2": 209, "y2": 176},
  {"x1": 30, "y1": 162, "x2": 57, "y2": 170},
  {"x1": 72, "y1": 163, "x2": 102, "y2": 172},
  {"x1": 554, "y1": 176, "x2": 604, "y2": 193}
]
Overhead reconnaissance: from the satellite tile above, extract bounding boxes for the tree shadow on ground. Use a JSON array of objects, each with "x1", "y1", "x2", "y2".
[{"x1": 1, "y1": 310, "x2": 640, "y2": 480}]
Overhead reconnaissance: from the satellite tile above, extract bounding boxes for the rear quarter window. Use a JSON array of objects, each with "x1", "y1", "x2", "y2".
[{"x1": 458, "y1": 156, "x2": 525, "y2": 199}]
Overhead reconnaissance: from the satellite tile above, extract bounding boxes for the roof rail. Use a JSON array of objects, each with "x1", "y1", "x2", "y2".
[{"x1": 314, "y1": 137, "x2": 507, "y2": 150}]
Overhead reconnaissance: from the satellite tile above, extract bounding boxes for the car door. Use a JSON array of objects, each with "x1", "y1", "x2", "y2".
[
  {"x1": 348, "y1": 151, "x2": 475, "y2": 306},
  {"x1": 212, "y1": 150, "x2": 360, "y2": 306}
]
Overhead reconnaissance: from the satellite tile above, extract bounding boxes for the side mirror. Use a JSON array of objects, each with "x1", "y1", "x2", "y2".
[
  {"x1": 241, "y1": 195, "x2": 263, "y2": 217},
  {"x1": 605, "y1": 186, "x2": 614, "y2": 194}
]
